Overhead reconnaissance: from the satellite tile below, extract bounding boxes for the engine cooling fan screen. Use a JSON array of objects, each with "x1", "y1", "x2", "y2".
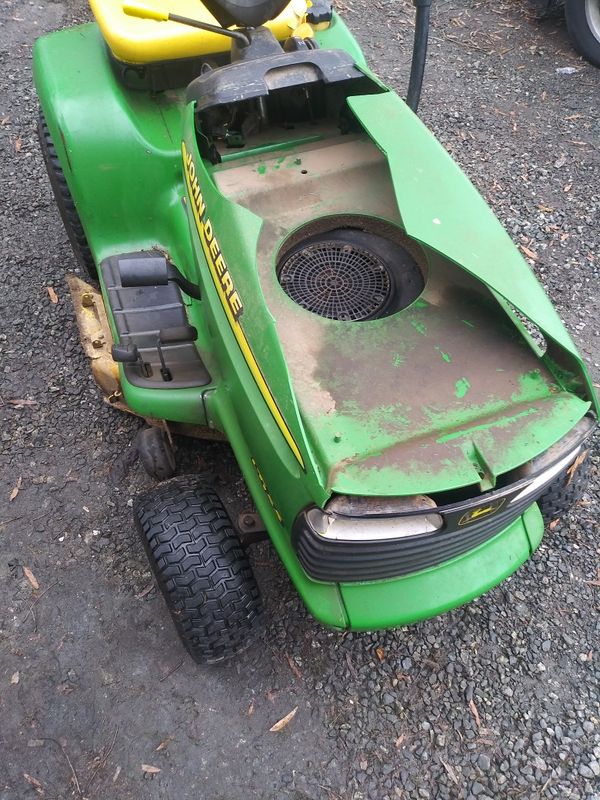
[{"x1": 278, "y1": 240, "x2": 392, "y2": 321}]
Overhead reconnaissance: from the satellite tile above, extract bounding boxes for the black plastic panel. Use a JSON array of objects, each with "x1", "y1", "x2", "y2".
[
  {"x1": 100, "y1": 252, "x2": 211, "y2": 390},
  {"x1": 293, "y1": 488, "x2": 537, "y2": 583}
]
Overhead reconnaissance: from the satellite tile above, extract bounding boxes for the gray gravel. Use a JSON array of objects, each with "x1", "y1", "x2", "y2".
[{"x1": 1, "y1": 1, "x2": 599, "y2": 798}]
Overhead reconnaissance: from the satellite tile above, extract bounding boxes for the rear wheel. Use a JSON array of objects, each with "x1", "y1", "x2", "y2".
[
  {"x1": 37, "y1": 110, "x2": 97, "y2": 279},
  {"x1": 134, "y1": 478, "x2": 263, "y2": 664},
  {"x1": 538, "y1": 452, "x2": 592, "y2": 524},
  {"x1": 565, "y1": 0, "x2": 600, "y2": 67}
]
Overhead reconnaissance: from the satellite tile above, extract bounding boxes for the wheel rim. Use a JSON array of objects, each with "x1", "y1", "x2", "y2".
[{"x1": 585, "y1": 0, "x2": 600, "y2": 44}]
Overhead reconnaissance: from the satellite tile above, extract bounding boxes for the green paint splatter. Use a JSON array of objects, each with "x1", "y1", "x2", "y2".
[
  {"x1": 414, "y1": 298, "x2": 429, "y2": 309},
  {"x1": 411, "y1": 320, "x2": 427, "y2": 336},
  {"x1": 393, "y1": 354, "x2": 404, "y2": 367},
  {"x1": 455, "y1": 377, "x2": 471, "y2": 399},
  {"x1": 435, "y1": 346, "x2": 452, "y2": 363},
  {"x1": 257, "y1": 164, "x2": 267, "y2": 175},
  {"x1": 462, "y1": 319, "x2": 475, "y2": 328}
]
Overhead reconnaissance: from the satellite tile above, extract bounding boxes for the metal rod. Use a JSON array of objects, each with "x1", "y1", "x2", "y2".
[{"x1": 168, "y1": 13, "x2": 251, "y2": 46}]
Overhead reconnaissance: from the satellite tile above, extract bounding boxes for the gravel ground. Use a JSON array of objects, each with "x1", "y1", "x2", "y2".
[{"x1": 1, "y1": 1, "x2": 599, "y2": 798}]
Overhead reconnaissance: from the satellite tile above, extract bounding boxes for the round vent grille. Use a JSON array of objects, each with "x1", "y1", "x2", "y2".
[{"x1": 278, "y1": 240, "x2": 392, "y2": 321}]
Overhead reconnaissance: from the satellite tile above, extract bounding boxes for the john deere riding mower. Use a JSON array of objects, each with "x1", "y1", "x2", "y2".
[{"x1": 34, "y1": 0, "x2": 597, "y2": 663}]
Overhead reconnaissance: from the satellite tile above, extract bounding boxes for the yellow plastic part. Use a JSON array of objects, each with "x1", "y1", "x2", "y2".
[
  {"x1": 122, "y1": 0, "x2": 169, "y2": 22},
  {"x1": 89, "y1": 0, "x2": 309, "y2": 64}
]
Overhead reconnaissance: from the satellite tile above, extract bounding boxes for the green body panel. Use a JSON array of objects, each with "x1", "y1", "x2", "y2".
[{"x1": 32, "y1": 12, "x2": 597, "y2": 632}]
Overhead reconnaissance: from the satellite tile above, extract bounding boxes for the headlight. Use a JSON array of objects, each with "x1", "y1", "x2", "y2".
[{"x1": 302, "y1": 494, "x2": 443, "y2": 542}]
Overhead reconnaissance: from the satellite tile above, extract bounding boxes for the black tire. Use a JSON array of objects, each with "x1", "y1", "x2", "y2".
[
  {"x1": 565, "y1": 0, "x2": 600, "y2": 67},
  {"x1": 538, "y1": 452, "x2": 592, "y2": 524},
  {"x1": 136, "y1": 427, "x2": 176, "y2": 481},
  {"x1": 134, "y1": 478, "x2": 263, "y2": 664},
  {"x1": 37, "y1": 110, "x2": 97, "y2": 279}
]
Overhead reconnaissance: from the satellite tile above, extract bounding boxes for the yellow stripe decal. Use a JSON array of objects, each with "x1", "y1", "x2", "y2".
[{"x1": 181, "y1": 141, "x2": 305, "y2": 470}]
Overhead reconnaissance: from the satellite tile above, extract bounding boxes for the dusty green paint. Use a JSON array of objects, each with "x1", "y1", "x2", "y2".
[
  {"x1": 437, "y1": 348, "x2": 452, "y2": 363},
  {"x1": 463, "y1": 319, "x2": 475, "y2": 328},
  {"x1": 32, "y1": 11, "x2": 597, "y2": 632},
  {"x1": 455, "y1": 377, "x2": 471, "y2": 398}
]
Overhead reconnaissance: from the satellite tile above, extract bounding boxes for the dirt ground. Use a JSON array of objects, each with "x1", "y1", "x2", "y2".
[{"x1": 1, "y1": 1, "x2": 598, "y2": 799}]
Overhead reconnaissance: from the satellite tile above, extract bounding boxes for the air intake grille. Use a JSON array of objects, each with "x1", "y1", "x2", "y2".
[{"x1": 278, "y1": 241, "x2": 392, "y2": 321}]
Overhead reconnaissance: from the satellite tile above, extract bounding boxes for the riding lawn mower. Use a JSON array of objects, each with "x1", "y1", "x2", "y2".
[{"x1": 33, "y1": 0, "x2": 598, "y2": 663}]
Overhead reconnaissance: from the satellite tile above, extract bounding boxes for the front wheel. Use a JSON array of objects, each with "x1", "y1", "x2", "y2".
[
  {"x1": 537, "y1": 451, "x2": 592, "y2": 524},
  {"x1": 565, "y1": 0, "x2": 600, "y2": 67},
  {"x1": 134, "y1": 478, "x2": 263, "y2": 664}
]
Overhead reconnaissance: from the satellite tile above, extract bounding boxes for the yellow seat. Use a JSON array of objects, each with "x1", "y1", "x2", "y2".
[{"x1": 90, "y1": 0, "x2": 309, "y2": 64}]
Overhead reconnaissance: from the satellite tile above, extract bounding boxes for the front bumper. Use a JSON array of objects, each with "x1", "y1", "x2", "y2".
[
  {"x1": 293, "y1": 423, "x2": 592, "y2": 584},
  {"x1": 338, "y1": 503, "x2": 544, "y2": 631}
]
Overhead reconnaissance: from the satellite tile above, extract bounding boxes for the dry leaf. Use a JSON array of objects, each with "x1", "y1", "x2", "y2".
[
  {"x1": 566, "y1": 451, "x2": 587, "y2": 486},
  {"x1": 23, "y1": 566, "x2": 39, "y2": 591},
  {"x1": 23, "y1": 773, "x2": 44, "y2": 795},
  {"x1": 375, "y1": 646, "x2": 385, "y2": 662},
  {"x1": 469, "y1": 699, "x2": 481, "y2": 728},
  {"x1": 549, "y1": 519, "x2": 560, "y2": 530},
  {"x1": 141, "y1": 764, "x2": 161, "y2": 775},
  {"x1": 15, "y1": 137, "x2": 22, "y2": 152},
  {"x1": 520, "y1": 245, "x2": 538, "y2": 261},
  {"x1": 247, "y1": 699, "x2": 255, "y2": 717},
  {"x1": 11, "y1": 671, "x2": 20, "y2": 684},
  {"x1": 155, "y1": 738, "x2": 171, "y2": 752},
  {"x1": 285, "y1": 653, "x2": 302, "y2": 681},
  {"x1": 7, "y1": 398, "x2": 37, "y2": 408},
  {"x1": 135, "y1": 582, "x2": 156, "y2": 599},
  {"x1": 440, "y1": 758, "x2": 460, "y2": 786},
  {"x1": 46, "y1": 286, "x2": 59, "y2": 304},
  {"x1": 269, "y1": 706, "x2": 298, "y2": 732},
  {"x1": 394, "y1": 734, "x2": 406, "y2": 749},
  {"x1": 583, "y1": 567, "x2": 600, "y2": 588},
  {"x1": 9, "y1": 476, "x2": 22, "y2": 502}
]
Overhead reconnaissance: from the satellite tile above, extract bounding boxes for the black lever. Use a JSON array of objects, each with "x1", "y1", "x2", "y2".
[
  {"x1": 111, "y1": 343, "x2": 152, "y2": 377},
  {"x1": 118, "y1": 255, "x2": 202, "y2": 301},
  {"x1": 155, "y1": 325, "x2": 199, "y2": 383}
]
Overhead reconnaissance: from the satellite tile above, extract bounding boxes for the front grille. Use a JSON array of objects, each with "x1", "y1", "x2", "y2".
[{"x1": 294, "y1": 487, "x2": 536, "y2": 583}]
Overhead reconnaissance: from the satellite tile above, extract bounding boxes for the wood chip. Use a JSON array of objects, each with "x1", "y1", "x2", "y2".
[
  {"x1": 375, "y1": 646, "x2": 385, "y2": 662},
  {"x1": 549, "y1": 519, "x2": 560, "y2": 530},
  {"x1": 46, "y1": 286, "x2": 59, "y2": 304},
  {"x1": 23, "y1": 566, "x2": 39, "y2": 591},
  {"x1": 15, "y1": 137, "x2": 22, "y2": 152},
  {"x1": 141, "y1": 764, "x2": 161, "y2": 774},
  {"x1": 247, "y1": 699, "x2": 255, "y2": 717},
  {"x1": 269, "y1": 706, "x2": 298, "y2": 732},
  {"x1": 394, "y1": 734, "x2": 406, "y2": 749},
  {"x1": 9, "y1": 476, "x2": 22, "y2": 502},
  {"x1": 469, "y1": 699, "x2": 481, "y2": 728},
  {"x1": 11, "y1": 671, "x2": 20, "y2": 684},
  {"x1": 112, "y1": 766, "x2": 121, "y2": 783}
]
